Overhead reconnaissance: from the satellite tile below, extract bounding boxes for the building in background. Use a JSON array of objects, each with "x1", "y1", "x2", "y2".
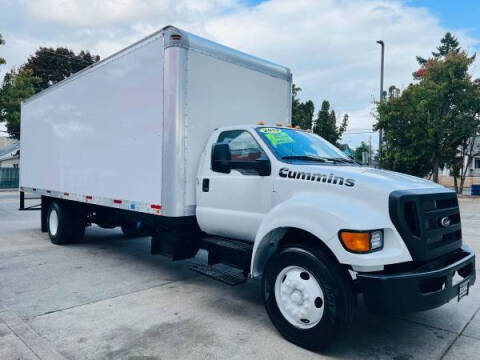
[
  {"x1": 0, "y1": 139, "x2": 20, "y2": 168},
  {"x1": 0, "y1": 138, "x2": 20, "y2": 189},
  {"x1": 0, "y1": 136, "x2": 15, "y2": 149},
  {"x1": 440, "y1": 137, "x2": 480, "y2": 190},
  {"x1": 338, "y1": 143, "x2": 353, "y2": 157}
]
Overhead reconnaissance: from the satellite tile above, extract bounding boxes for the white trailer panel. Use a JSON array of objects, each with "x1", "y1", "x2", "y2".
[
  {"x1": 183, "y1": 50, "x2": 290, "y2": 211},
  {"x1": 21, "y1": 35, "x2": 165, "y2": 206},
  {"x1": 20, "y1": 26, "x2": 292, "y2": 217}
]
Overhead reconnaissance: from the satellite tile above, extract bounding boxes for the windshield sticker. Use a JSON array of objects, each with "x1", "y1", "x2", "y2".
[
  {"x1": 264, "y1": 131, "x2": 295, "y2": 147},
  {"x1": 279, "y1": 167, "x2": 355, "y2": 187},
  {"x1": 259, "y1": 127, "x2": 282, "y2": 134}
]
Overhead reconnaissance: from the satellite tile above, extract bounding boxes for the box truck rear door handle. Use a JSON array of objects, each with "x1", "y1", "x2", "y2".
[{"x1": 202, "y1": 178, "x2": 210, "y2": 192}]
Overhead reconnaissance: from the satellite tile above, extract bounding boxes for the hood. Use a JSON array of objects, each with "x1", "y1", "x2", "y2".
[
  {"x1": 359, "y1": 167, "x2": 446, "y2": 191},
  {"x1": 284, "y1": 164, "x2": 449, "y2": 192}
]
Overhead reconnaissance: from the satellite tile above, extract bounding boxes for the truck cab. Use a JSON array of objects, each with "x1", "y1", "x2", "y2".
[{"x1": 194, "y1": 124, "x2": 475, "y2": 350}]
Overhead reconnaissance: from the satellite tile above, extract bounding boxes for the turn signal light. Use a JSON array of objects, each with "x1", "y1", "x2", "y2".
[
  {"x1": 340, "y1": 231, "x2": 370, "y2": 252},
  {"x1": 339, "y1": 230, "x2": 383, "y2": 253}
]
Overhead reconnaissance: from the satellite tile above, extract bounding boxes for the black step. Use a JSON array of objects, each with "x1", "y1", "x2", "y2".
[
  {"x1": 190, "y1": 264, "x2": 247, "y2": 286},
  {"x1": 200, "y1": 236, "x2": 253, "y2": 272}
]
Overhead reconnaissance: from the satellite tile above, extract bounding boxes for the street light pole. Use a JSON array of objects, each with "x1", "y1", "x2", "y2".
[{"x1": 376, "y1": 40, "x2": 384, "y2": 168}]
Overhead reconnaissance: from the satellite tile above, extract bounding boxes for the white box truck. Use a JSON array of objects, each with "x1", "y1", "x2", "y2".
[{"x1": 20, "y1": 26, "x2": 475, "y2": 351}]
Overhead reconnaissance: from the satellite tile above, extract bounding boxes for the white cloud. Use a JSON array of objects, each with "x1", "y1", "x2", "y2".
[
  {"x1": 25, "y1": 0, "x2": 240, "y2": 26},
  {"x1": 3, "y1": 0, "x2": 479, "y2": 147},
  {"x1": 199, "y1": 0, "x2": 478, "y2": 146}
]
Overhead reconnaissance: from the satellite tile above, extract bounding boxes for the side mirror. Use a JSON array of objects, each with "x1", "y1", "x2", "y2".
[
  {"x1": 211, "y1": 143, "x2": 231, "y2": 173},
  {"x1": 251, "y1": 156, "x2": 271, "y2": 176},
  {"x1": 211, "y1": 142, "x2": 271, "y2": 176}
]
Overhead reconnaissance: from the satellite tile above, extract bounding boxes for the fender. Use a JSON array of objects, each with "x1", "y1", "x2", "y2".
[{"x1": 250, "y1": 193, "x2": 412, "y2": 279}]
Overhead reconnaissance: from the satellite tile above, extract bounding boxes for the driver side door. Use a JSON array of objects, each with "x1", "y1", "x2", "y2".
[{"x1": 196, "y1": 130, "x2": 273, "y2": 242}]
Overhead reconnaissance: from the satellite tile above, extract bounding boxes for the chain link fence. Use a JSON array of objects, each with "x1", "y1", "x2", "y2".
[{"x1": 0, "y1": 168, "x2": 19, "y2": 189}]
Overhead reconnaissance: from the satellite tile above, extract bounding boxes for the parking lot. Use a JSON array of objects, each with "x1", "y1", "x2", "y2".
[{"x1": 0, "y1": 191, "x2": 479, "y2": 360}]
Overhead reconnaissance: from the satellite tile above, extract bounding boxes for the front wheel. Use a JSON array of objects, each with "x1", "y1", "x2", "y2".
[{"x1": 262, "y1": 244, "x2": 356, "y2": 351}]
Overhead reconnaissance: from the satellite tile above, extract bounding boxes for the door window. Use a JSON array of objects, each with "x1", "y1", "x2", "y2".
[{"x1": 218, "y1": 130, "x2": 264, "y2": 161}]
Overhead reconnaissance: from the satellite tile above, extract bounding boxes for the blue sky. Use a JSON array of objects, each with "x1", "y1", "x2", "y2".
[
  {"x1": 409, "y1": 0, "x2": 480, "y2": 41},
  {"x1": 1, "y1": 0, "x2": 479, "y2": 148}
]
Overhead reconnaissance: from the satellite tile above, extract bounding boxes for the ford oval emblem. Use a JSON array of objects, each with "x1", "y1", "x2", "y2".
[{"x1": 440, "y1": 216, "x2": 451, "y2": 227}]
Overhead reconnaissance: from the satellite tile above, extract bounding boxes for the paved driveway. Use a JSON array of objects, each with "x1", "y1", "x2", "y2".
[{"x1": 0, "y1": 191, "x2": 479, "y2": 359}]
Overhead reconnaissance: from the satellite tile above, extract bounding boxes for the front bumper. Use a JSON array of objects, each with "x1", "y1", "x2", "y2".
[{"x1": 357, "y1": 245, "x2": 475, "y2": 313}]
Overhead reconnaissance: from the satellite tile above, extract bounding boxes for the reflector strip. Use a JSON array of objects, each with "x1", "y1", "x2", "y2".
[{"x1": 19, "y1": 187, "x2": 164, "y2": 216}]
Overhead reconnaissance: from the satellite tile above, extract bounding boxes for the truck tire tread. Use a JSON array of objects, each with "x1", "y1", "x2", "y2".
[{"x1": 262, "y1": 243, "x2": 356, "y2": 351}]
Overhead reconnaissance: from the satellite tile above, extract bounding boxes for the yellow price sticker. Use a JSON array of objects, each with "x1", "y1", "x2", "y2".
[{"x1": 265, "y1": 131, "x2": 294, "y2": 147}]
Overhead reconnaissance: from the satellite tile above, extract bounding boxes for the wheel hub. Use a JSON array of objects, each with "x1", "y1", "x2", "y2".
[
  {"x1": 48, "y1": 208, "x2": 59, "y2": 236},
  {"x1": 290, "y1": 289, "x2": 303, "y2": 305},
  {"x1": 274, "y1": 266, "x2": 325, "y2": 329}
]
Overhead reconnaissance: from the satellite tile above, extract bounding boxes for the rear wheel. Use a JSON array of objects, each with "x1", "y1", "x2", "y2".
[
  {"x1": 47, "y1": 201, "x2": 85, "y2": 244},
  {"x1": 263, "y1": 244, "x2": 356, "y2": 351}
]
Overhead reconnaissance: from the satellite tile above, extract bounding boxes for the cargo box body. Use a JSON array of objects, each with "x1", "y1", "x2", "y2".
[{"x1": 20, "y1": 26, "x2": 292, "y2": 217}]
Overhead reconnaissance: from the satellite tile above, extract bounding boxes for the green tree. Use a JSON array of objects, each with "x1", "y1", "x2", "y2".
[
  {"x1": 353, "y1": 141, "x2": 370, "y2": 163},
  {"x1": 339, "y1": 113, "x2": 348, "y2": 138},
  {"x1": 0, "y1": 34, "x2": 5, "y2": 65},
  {"x1": 417, "y1": 32, "x2": 460, "y2": 66},
  {"x1": 375, "y1": 86, "x2": 435, "y2": 176},
  {"x1": 376, "y1": 33, "x2": 480, "y2": 185},
  {"x1": 291, "y1": 84, "x2": 314, "y2": 130},
  {"x1": 22, "y1": 47, "x2": 100, "y2": 92},
  {"x1": 313, "y1": 100, "x2": 348, "y2": 145},
  {"x1": 0, "y1": 68, "x2": 40, "y2": 139}
]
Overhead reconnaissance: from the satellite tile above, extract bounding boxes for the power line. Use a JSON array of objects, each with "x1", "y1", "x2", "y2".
[
  {"x1": 344, "y1": 131, "x2": 376, "y2": 134},
  {"x1": 345, "y1": 128, "x2": 376, "y2": 131}
]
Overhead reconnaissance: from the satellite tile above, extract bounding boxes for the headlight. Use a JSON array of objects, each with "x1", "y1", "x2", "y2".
[{"x1": 339, "y1": 229, "x2": 384, "y2": 253}]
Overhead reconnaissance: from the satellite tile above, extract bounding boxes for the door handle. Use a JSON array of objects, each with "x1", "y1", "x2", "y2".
[{"x1": 202, "y1": 178, "x2": 210, "y2": 192}]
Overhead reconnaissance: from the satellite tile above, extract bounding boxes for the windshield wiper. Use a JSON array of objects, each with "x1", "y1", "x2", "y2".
[
  {"x1": 282, "y1": 155, "x2": 359, "y2": 165},
  {"x1": 323, "y1": 157, "x2": 358, "y2": 164},
  {"x1": 281, "y1": 155, "x2": 327, "y2": 162}
]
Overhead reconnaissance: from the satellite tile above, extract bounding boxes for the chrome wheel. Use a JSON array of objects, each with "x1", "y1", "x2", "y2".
[{"x1": 274, "y1": 265, "x2": 325, "y2": 329}]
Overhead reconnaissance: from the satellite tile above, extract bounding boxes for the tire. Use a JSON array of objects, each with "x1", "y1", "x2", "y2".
[
  {"x1": 262, "y1": 244, "x2": 356, "y2": 351},
  {"x1": 121, "y1": 221, "x2": 144, "y2": 238},
  {"x1": 47, "y1": 201, "x2": 85, "y2": 245}
]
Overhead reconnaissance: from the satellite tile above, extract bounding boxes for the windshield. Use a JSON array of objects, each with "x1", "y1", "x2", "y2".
[{"x1": 255, "y1": 127, "x2": 353, "y2": 164}]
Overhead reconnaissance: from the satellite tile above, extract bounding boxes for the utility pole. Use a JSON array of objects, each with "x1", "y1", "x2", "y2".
[
  {"x1": 377, "y1": 40, "x2": 384, "y2": 168},
  {"x1": 369, "y1": 135, "x2": 372, "y2": 167}
]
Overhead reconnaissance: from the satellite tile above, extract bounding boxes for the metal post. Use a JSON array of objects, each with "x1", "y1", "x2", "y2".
[
  {"x1": 369, "y1": 135, "x2": 372, "y2": 167},
  {"x1": 19, "y1": 190, "x2": 25, "y2": 210},
  {"x1": 377, "y1": 40, "x2": 385, "y2": 168}
]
